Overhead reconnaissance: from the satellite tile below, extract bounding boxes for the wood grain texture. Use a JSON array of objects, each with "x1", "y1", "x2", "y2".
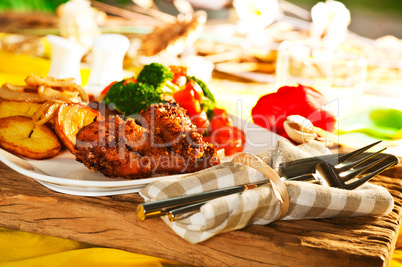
[{"x1": 0, "y1": 161, "x2": 401, "y2": 266}]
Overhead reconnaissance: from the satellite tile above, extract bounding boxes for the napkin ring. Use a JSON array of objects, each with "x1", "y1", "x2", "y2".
[{"x1": 232, "y1": 152, "x2": 289, "y2": 220}]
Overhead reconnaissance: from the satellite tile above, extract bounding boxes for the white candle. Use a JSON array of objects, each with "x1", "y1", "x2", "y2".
[
  {"x1": 86, "y1": 34, "x2": 130, "y2": 97},
  {"x1": 47, "y1": 35, "x2": 86, "y2": 85}
]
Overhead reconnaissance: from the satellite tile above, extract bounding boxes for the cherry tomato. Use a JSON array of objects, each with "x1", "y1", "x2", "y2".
[
  {"x1": 210, "y1": 117, "x2": 230, "y2": 133},
  {"x1": 185, "y1": 79, "x2": 204, "y2": 102},
  {"x1": 213, "y1": 107, "x2": 228, "y2": 117},
  {"x1": 204, "y1": 107, "x2": 245, "y2": 156},
  {"x1": 123, "y1": 78, "x2": 137, "y2": 85},
  {"x1": 210, "y1": 108, "x2": 233, "y2": 133},
  {"x1": 210, "y1": 126, "x2": 246, "y2": 156},
  {"x1": 100, "y1": 81, "x2": 117, "y2": 96},
  {"x1": 191, "y1": 110, "x2": 210, "y2": 134}
]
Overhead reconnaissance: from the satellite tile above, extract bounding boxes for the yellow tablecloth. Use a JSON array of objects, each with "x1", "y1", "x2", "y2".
[
  {"x1": 0, "y1": 228, "x2": 188, "y2": 266},
  {"x1": 0, "y1": 51, "x2": 401, "y2": 266}
]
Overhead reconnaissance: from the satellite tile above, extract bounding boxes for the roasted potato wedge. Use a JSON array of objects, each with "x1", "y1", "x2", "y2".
[
  {"x1": 0, "y1": 100, "x2": 42, "y2": 119},
  {"x1": 0, "y1": 116, "x2": 61, "y2": 159},
  {"x1": 55, "y1": 103, "x2": 103, "y2": 154}
]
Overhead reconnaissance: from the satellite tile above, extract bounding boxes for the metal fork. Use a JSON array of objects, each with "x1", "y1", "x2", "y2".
[{"x1": 286, "y1": 141, "x2": 398, "y2": 190}]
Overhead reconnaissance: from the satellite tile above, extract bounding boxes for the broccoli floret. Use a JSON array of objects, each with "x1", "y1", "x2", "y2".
[
  {"x1": 137, "y1": 63, "x2": 178, "y2": 92},
  {"x1": 103, "y1": 81, "x2": 163, "y2": 116}
]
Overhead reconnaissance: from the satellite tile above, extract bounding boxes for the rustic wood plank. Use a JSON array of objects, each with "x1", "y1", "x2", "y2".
[{"x1": 0, "y1": 161, "x2": 401, "y2": 266}]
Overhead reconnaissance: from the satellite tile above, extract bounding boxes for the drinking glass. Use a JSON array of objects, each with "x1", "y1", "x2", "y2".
[{"x1": 276, "y1": 40, "x2": 367, "y2": 119}]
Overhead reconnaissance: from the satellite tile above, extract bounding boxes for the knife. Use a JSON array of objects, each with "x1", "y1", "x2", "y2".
[{"x1": 137, "y1": 181, "x2": 267, "y2": 221}]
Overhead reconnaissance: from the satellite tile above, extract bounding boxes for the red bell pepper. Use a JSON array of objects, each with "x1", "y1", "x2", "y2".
[
  {"x1": 251, "y1": 84, "x2": 336, "y2": 137},
  {"x1": 122, "y1": 78, "x2": 137, "y2": 85},
  {"x1": 168, "y1": 65, "x2": 187, "y2": 76},
  {"x1": 100, "y1": 77, "x2": 137, "y2": 98},
  {"x1": 171, "y1": 75, "x2": 187, "y2": 87},
  {"x1": 173, "y1": 79, "x2": 206, "y2": 117},
  {"x1": 100, "y1": 81, "x2": 117, "y2": 97},
  {"x1": 185, "y1": 79, "x2": 204, "y2": 102},
  {"x1": 169, "y1": 65, "x2": 188, "y2": 87},
  {"x1": 172, "y1": 86, "x2": 202, "y2": 116}
]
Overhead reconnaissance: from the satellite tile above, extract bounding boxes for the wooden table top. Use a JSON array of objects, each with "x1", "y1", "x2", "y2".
[{"x1": 0, "y1": 157, "x2": 401, "y2": 266}]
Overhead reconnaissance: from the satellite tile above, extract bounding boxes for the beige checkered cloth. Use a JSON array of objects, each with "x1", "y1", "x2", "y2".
[{"x1": 139, "y1": 140, "x2": 394, "y2": 244}]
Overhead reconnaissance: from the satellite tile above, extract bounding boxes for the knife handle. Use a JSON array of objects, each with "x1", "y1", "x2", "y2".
[
  {"x1": 137, "y1": 182, "x2": 264, "y2": 220},
  {"x1": 168, "y1": 200, "x2": 210, "y2": 222}
]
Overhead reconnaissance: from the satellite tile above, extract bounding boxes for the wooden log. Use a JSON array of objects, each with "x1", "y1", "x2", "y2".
[{"x1": 0, "y1": 162, "x2": 401, "y2": 266}]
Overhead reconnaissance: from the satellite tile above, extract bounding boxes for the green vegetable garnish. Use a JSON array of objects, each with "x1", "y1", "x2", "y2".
[
  {"x1": 137, "y1": 62, "x2": 178, "y2": 93},
  {"x1": 102, "y1": 63, "x2": 218, "y2": 118},
  {"x1": 104, "y1": 81, "x2": 163, "y2": 116},
  {"x1": 187, "y1": 76, "x2": 216, "y2": 117}
]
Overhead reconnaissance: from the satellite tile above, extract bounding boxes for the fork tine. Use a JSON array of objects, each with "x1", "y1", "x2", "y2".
[
  {"x1": 345, "y1": 161, "x2": 396, "y2": 190},
  {"x1": 336, "y1": 140, "x2": 382, "y2": 165},
  {"x1": 335, "y1": 147, "x2": 387, "y2": 173},
  {"x1": 340, "y1": 154, "x2": 391, "y2": 182}
]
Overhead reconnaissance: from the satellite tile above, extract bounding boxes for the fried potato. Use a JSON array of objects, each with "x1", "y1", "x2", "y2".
[
  {"x1": 55, "y1": 103, "x2": 103, "y2": 154},
  {"x1": 0, "y1": 100, "x2": 42, "y2": 119},
  {"x1": 0, "y1": 116, "x2": 61, "y2": 159}
]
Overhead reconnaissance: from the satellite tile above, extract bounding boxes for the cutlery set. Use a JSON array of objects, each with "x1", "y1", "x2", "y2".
[
  {"x1": 138, "y1": 141, "x2": 399, "y2": 221},
  {"x1": 284, "y1": 140, "x2": 397, "y2": 190}
]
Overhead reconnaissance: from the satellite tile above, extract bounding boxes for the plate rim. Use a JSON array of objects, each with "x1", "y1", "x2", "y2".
[
  {"x1": 35, "y1": 180, "x2": 144, "y2": 196},
  {"x1": 0, "y1": 148, "x2": 187, "y2": 188}
]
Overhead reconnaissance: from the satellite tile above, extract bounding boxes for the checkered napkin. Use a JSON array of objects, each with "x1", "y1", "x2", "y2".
[{"x1": 139, "y1": 140, "x2": 394, "y2": 244}]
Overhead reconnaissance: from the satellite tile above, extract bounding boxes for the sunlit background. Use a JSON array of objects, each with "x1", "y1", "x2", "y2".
[{"x1": 1, "y1": 0, "x2": 402, "y2": 38}]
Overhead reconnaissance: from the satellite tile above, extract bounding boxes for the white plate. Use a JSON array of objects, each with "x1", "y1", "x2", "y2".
[
  {"x1": 35, "y1": 180, "x2": 146, "y2": 196},
  {"x1": 0, "y1": 149, "x2": 185, "y2": 195},
  {"x1": 0, "y1": 116, "x2": 283, "y2": 196}
]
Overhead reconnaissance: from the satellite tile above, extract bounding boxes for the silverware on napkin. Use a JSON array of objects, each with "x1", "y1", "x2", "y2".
[
  {"x1": 137, "y1": 181, "x2": 267, "y2": 221},
  {"x1": 283, "y1": 141, "x2": 399, "y2": 189},
  {"x1": 279, "y1": 142, "x2": 399, "y2": 179},
  {"x1": 138, "y1": 141, "x2": 399, "y2": 221}
]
